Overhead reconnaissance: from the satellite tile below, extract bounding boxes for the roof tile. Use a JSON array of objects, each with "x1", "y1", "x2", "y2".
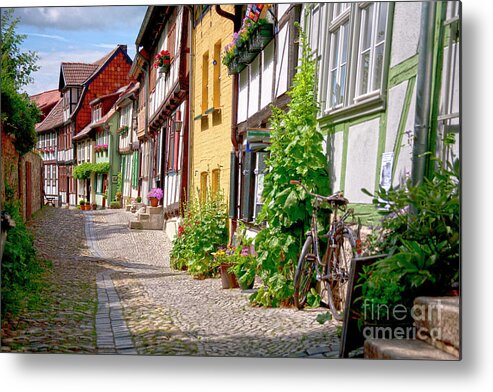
[{"x1": 36, "y1": 98, "x2": 64, "y2": 132}]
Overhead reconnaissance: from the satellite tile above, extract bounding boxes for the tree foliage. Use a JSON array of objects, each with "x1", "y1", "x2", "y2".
[
  {"x1": 1, "y1": 9, "x2": 40, "y2": 88},
  {"x1": 1, "y1": 9, "x2": 41, "y2": 155},
  {"x1": 250, "y1": 24, "x2": 330, "y2": 307}
]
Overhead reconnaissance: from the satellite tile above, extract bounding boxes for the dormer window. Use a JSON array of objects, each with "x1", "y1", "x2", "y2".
[{"x1": 92, "y1": 104, "x2": 102, "y2": 123}]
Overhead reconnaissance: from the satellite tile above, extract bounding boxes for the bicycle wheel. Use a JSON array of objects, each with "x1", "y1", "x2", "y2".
[
  {"x1": 324, "y1": 227, "x2": 356, "y2": 321},
  {"x1": 293, "y1": 235, "x2": 316, "y2": 310}
]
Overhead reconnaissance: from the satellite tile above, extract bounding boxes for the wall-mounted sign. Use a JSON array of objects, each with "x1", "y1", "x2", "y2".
[{"x1": 379, "y1": 152, "x2": 394, "y2": 191}]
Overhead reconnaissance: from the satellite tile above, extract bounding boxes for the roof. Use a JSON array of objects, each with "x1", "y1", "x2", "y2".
[
  {"x1": 73, "y1": 107, "x2": 117, "y2": 141},
  {"x1": 60, "y1": 62, "x2": 99, "y2": 86},
  {"x1": 115, "y1": 82, "x2": 140, "y2": 107},
  {"x1": 58, "y1": 45, "x2": 129, "y2": 90},
  {"x1": 36, "y1": 98, "x2": 64, "y2": 133},
  {"x1": 73, "y1": 123, "x2": 93, "y2": 141},
  {"x1": 30, "y1": 89, "x2": 60, "y2": 111}
]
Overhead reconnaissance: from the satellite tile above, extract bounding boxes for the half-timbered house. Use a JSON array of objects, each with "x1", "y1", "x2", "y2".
[
  {"x1": 302, "y1": 1, "x2": 460, "y2": 207},
  {"x1": 34, "y1": 97, "x2": 63, "y2": 203},
  {"x1": 228, "y1": 4, "x2": 302, "y2": 233},
  {"x1": 130, "y1": 5, "x2": 190, "y2": 236},
  {"x1": 58, "y1": 44, "x2": 131, "y2": 205}
]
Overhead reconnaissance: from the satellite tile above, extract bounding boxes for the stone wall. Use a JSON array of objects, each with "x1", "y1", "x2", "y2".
[{"x1": 1, "y1": 130, "x2": 43, "y2": 221}]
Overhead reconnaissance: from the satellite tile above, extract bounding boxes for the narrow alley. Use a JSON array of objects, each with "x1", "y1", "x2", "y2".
[{"x1": 2, "y1": 207, "x2": 340, "y2": 357}]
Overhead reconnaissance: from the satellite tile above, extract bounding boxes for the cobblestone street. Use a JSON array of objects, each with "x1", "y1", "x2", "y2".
[
  {"x1": 88, "y1": 209, "x2": 341, "y2": 357},
  {"x1": 2, "y1": 207, "x2": 341, "y2": 357}
]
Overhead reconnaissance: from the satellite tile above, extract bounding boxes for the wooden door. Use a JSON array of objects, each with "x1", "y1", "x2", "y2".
[{"x1": 25, "y1": 161, "x2": 32, "y2": 218}]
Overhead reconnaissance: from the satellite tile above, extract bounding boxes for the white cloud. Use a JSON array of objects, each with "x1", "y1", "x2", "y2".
[
  {"x1": 12, "y1": 6, "x2": 147, "y2": 31},
  {"x1": 27, "y1": 32, "x2": 67, "y2": 41}
]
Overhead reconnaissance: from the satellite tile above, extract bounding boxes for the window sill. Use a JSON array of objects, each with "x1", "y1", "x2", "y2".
[{"x1": 319, "y1": 95, "x2": 386, "y2": 125}]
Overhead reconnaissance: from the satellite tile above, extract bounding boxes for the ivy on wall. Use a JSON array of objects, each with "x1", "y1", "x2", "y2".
[{"x1": 250, "y1": 24, "x2": 330, "y2": 307}]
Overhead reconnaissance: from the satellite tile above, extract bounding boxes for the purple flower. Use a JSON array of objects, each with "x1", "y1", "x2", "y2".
[{"x1": 241, "y1": 247, "x2": 249, "y2": 257}]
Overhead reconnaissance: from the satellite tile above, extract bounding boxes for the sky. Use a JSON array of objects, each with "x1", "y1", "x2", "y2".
[{"x1": 9, "y1": 5, "x2": 148, "y2": 96}]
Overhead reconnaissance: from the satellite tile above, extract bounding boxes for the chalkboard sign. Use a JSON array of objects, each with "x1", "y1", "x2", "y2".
[{"x1": 339, "y1": 254, "x2": 387, "y2": 358}]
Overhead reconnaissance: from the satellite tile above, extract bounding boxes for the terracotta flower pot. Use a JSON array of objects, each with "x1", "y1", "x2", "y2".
[
  {"x1": 149, "y1": 197, "x2": 159, "y2": 207},
  {"x1": 219, "y1": 264, "x2": 239, "y2": 289}
]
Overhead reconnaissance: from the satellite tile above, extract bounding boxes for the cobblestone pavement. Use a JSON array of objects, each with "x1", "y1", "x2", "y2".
[
  {"x1": 87, "y1": 209, "x2": 341, "y2": 358},
  {"x1": 1, "y1": 207, "x2": 107, "y2": 353}
]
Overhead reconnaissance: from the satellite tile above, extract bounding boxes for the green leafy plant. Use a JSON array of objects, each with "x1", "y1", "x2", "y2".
[
  {"x1": 1, "y1": 10, "x2": 41, "y2": 155},
  {"x1": 170, "y1": 189, "x2": 228, "y2": 278},
  {"x1": 226, "y1": 223, "x2": 257, "y2": 289},
  {"x1": 73, "y1": 162, "x2": 110, "y2": 179},
  {"x1": 249, "y1": 24, "x2": 330, "y2": 307},
  {"x1": 79, "y1": 199, "x2": 86, "y2": 206},
  {"x1": 357, "y1": 157, "x2": 460, "y2": 321},
  {"x1": 1, "y1": 201, "x2": 46, "y2": 316},
  {"x1": 110, "y1": 201, "x2": 121, "y2": 209}
]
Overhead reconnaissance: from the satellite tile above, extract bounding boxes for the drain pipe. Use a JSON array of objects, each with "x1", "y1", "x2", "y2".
[
  {"x1": 216, "y1": 5, "x2": 243, "y2": 241},
  {"x1": 411, "y1": 1, "x2": 436, "y2": 187}
]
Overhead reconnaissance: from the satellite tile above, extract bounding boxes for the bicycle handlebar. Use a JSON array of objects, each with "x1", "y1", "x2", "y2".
[{"x1": 290, "y1": 180, "x2": 348, "y2": 205}]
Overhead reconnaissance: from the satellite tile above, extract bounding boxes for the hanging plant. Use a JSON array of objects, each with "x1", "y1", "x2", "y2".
[{"x1": 153, "y1": 50, "x2": 171, "y2": 74}]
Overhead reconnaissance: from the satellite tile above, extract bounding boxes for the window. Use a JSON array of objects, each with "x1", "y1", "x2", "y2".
[
  {"x1": 167, "y1": 120, "x2": 176, "y2": 172},
  {"x1": 200, "y1": 171, "x2": 208, "y2": 202},
  {"x1": 355, "y1": 2, "x2": 388, "y2": 100},
  {"x1": 202, "y1": 52, "x2": 209, "y2": 114},
  {"x1": 211, "y1": 169, "x2": 220, "y2": 195},
  {"x1": 92, "y1": 104, "x2": 102, "y2": 123},
  {"x1": 213, "y1": 41, "x2": 221, "y2": 108},
  {"x1": 308, "y1": 2, "x2": 391, "y2": 114}
]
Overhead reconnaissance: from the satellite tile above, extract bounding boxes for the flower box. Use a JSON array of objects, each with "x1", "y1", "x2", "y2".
[
  {"x1": 251, "y1": 23, "x2": 274, "y2": 51},
  {"x1": 227, "y1": 56, "x2": 246, "y2": 75},
  {"x1": 238, "y1": 47, "x2": 257, "y2": 64}
]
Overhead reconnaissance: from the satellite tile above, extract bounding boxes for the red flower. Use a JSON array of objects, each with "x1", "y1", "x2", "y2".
[{"x1": 178, "y1": 225, "x2": 185, "y2": 237}]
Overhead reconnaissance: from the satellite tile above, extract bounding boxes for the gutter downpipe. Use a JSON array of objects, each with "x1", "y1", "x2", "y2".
[
  {"x1": 215, "y1": 5, "x2": 242, "y2": 241},
  {"x1": 186, "y1": 5, "x2": 193, "y2": 204},
  {"x1": 411, "y1": 1, "x2": 436, "y2": 188}
]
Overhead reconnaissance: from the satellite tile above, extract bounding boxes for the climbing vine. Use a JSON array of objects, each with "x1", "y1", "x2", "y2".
[
  {"x1": 73, "y1": 162, "x2": 110, "y2": 179},
  {"x1": 250, "y1": 24, "x2": 330, "y2": 307}
]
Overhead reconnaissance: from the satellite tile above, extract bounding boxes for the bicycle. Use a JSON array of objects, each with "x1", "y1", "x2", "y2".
[{"x1": 290, "y1": 180, "x2": 361, "y2": 321}]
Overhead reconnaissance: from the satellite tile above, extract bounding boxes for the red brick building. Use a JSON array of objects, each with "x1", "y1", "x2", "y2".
[{"x1": 56, "y1": 45, "x2": 132, "y2": 205}]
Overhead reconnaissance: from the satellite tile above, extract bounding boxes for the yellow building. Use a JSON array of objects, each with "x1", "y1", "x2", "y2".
[{"x1": 190, "y1": 5, "x2": 235, "y2": 202}]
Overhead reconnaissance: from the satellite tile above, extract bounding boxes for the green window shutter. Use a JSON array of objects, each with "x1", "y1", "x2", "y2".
[
  {"x1": 228, "y1": 152, "x2": 239, "y2": 219},
  {"x1": 121, "y1": 155, "x2": 126, "y2": 187},
  {"x1": 241, "y1": 151, "x2": 255, "y2": 222},
  {"x1": 132, "y1": 151, "x2": 139, "y2": 189},
  {"x1": 254, "y1": 151, "x2": 268, "y2": 219}
]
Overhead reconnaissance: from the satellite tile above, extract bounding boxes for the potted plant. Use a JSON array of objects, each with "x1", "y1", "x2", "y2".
[
  {"x1": 91, "y1": 202, "x2": 97, "y2": 210},
  {"x1": 110, "y1": 201, "x2": 121, "y2": 209},
  {"x1": 147, "y1": 187, "x2": 163, "y2": 207},
  {"x1": 136, "y1": 196, "x2": 142, "y2": 203},
  {"x1": 79, "y1": 199, "x2": 85, "y2": 210},
  {"x1": 212, "y1": 247, "x2": 239, "y2": 289},
  {"x1": 229, "y1": 246, "x2": 256, "y2": 290},
  {"x1": 153, "y1": 49, "x2": 171, "y2": 74}
]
